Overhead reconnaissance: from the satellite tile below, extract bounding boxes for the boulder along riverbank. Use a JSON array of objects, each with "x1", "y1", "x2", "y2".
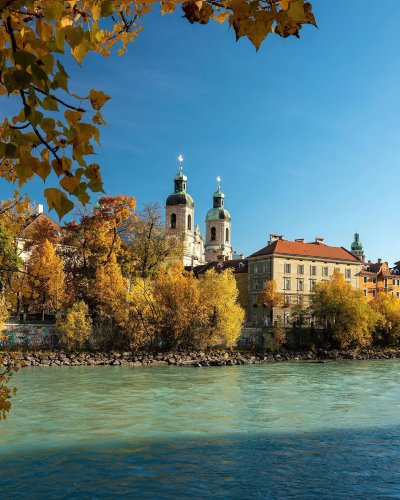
[{"x1": 2, "y1": 348, "x2": 400, "y2": 367}]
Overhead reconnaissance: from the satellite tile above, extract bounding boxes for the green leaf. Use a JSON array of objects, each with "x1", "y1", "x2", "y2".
[{"x1": 44, "y1": 188, "x2": 74, "y2": 219}]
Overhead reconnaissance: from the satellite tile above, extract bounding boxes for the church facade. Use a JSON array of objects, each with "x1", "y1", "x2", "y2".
[{"x1": 165, "y1": 157, "x2": 234, "y2": 267}]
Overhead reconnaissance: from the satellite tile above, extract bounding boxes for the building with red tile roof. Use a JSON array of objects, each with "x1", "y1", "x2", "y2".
[{"x1": 247, "y1": 234, "x2": 362, "y2": 327}]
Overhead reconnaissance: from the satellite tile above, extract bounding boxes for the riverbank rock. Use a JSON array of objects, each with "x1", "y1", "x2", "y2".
[{"x1": 2, "y1": 347, "x2": 400, "y2": 369}]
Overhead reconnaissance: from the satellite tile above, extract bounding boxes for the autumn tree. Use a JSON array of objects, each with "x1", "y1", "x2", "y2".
[
  {"x1": 199, "y1": 268, "x2": 245, "y2": 348},
  {"x1": 121, "y1": 203, "x2": 183, "y2": 280},
  {"x1": 152, "y1": 262, "x2": 204, "y2": 348},
  {"x1": 89, "y1": 254, "x2": 129, "y2": 347},
  {"x1": 62, "y1": 195, "x2": 135, "y2": 303},
  {"x1": 0, "y1": 1, "x2": 316, "y2": 218},
  {"x1": 309, "y1": 270, "x2": 377, "y2": 349},
  {"x1": 257, "y1": 279, "x2": 284, "y2": 326},
  {"x1": 370, "y1": 293, "x2": 400, "y2": 346},
  {"x1": 57, "y1": 300, "x2": 92, "y2": 350},
  {"x1": 24, "y1": 238, "x2": 67, "y2": 319},
  {"x1": 0, "y1": 220, "x2": 20, "y2": 291}
]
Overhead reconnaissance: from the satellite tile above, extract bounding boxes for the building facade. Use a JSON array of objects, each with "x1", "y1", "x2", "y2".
[
  {"x1": 247, "y1": 234, "x2": 362, "y2": 326},
  {"x1": 359, "y1": 260, "x2": 400, "y2": 300}
]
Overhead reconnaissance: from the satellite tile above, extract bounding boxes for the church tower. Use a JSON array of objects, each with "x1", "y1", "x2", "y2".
[
  {"x1": 205, "y1": 177, "x2": 233, "y2": 262},
  {"x1": 165, "y1": 155, "x2": 205, "y2": 267},
  {"x1": 351, "y1": 231, "x2": 365, "y2": 262}
]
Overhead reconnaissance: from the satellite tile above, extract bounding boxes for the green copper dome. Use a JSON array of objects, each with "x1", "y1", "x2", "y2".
[
  {"x1": 166, "y1": 192, "x2": 194, "y2": 208},
  {"x1": 351, "y1": 232, "x2": 363, "y2": 251},
  {"x1": 206, "y1": 207, "x2": 231, "y2": 221},
  {"x1": 206, "y1": 182, "x2": 230, "y2": 220},
  {"x1": 166, "y1": 164, "x2": 194, "y2": 208}
]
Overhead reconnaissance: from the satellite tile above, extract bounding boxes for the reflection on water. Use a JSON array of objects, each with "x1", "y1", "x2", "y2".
[{"x1": 1, "y1": 361, "x2": 400, "y2": 497}]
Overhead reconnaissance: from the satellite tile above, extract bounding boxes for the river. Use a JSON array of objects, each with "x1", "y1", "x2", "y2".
[{"x1": 1, "y1": 361, "x2": 400, "y2": 498}]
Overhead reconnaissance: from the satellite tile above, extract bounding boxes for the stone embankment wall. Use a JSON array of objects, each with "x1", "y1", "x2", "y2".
[{"x1": 2, "y1": 348, "x2": 400, "y2": 368}]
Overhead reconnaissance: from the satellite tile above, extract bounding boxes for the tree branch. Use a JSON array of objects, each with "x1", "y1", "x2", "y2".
[{"x1": 33, "y1": 85, "x2": 86, "y2": 112}]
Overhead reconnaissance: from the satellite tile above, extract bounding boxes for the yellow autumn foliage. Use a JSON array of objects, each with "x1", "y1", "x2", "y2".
[
  {"x1": 57, "y1": 301, "x2": 92, "y2": 350},
  {"x1": 309, "y1": 270, "x2": 377, "y2": 349},
  {"x1": 24, "y1": 239, "x2": 67, "y2": 316}
]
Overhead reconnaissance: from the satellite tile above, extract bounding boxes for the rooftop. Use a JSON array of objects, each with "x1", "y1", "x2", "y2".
[{"x1": 248, "y1": 239, "x2": 359, "y2": 262}]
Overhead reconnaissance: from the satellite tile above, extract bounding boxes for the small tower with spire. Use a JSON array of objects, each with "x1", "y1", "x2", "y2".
[
  {"x1": 351, "y1": 231, "x2": 365, "y2": 262},
  {"x1": 165, "y1": 155, "x2": 205, "y2": 267},
  {"x1": 205, "y1": 177, "x2": 233, "y2": 262}
]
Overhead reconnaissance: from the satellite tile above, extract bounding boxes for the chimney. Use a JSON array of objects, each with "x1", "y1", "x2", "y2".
[
  {"x1": 315, "y1": 237, "x2": 325, "y2": 244},
  {"x1": 37, "y1": 204, "x2": 44, "y2": 214},
  {"x1": 368, "y1": 260, "x2": 372, "y2": 264},
  {"x1": 269, "y1": 234, "x2": 283, "y2": 244},
  {"x1": 295, "y1": 238, "x2": 304, "y2": 243},
  {"x1": 378, "y1": 258, "x2": 382, "y2": 264}
]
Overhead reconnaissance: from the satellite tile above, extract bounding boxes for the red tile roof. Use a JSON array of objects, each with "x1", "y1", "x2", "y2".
[
  {"x1": 248, "y1": 240, "x2": 359, "y2": 262},
  {"x1": 194, "y1": 259, "x2": 248, "y2": 276}
]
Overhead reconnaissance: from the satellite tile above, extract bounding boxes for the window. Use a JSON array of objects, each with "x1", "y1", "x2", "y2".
[
  {"x1": 310, "y1": 265, "x2": 317, "y2": 276},
  {"x1": 284, "y1": 278, "x2": 291, "y2": 290},
  {"x1": 397, "y1": 292, "x2": 400, "y2": 298},
  {"x1": 187, "y1": 214, "x2": 192, "y2": 231},
  {"x1": 263, "y1": 263, "x2": 269, "y2": 273},
  {"x1": 372, "y1": 290, "x2": 376, "y2": 297},
  {"x1": 384, "y1": 279, "x2": 388, "y2": 288},
  {"x1": 253, "y1": 264, "x2": 258, "y2": 274},
  {"x1": 322, "y1": 266, "x2": 329, "y2": 277},
  {"x1": 310, "y1": 279, "x2": 317, "y2": 291},
  {"x1": 298, "y1": 295, "x2": 304, "y2": 304},
  {"x1": 225, "y1": 227, "x2": 229, "y2": 243},
  {"x1": 170, "y1": 213, "x2": 176, "y2": 229},
  {"x1": 393, "y1": 279, "x2": 396, "y2": 286},
  {"x1": 285, "y1": 263, "x2": 291, "y2": 274},
  {"x1": 254, "y1": 279, "x2": 261, "y2": 291},
  {"x1": 364, "y1": 290, "x2": 367, "y2": 297},
  {"x1": 372, "y1": 277, "x2": 377, "y2": 284},
  {"x1": 297, "y1": 279, "x2": 304, "y2": 291},
  {"x1": 363, "y1": 277, "x2": 368, "y2": 284},
  {"x1": 397, "y1": 280, "x2": 400, "y2": 287},
  {"x1": 210, "y1": 227, "x2": 216, "y2": 241},
  {"x1": 345, "y1": 269, "x2": 351, "y2": 279},
  {"x1": 297, "y1": 264, "x2": 304, "y2": 275}
]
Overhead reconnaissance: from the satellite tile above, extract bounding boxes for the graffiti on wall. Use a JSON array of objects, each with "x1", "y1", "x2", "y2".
[{"x1": 0, "y1": 324, "x2": 58, "y2": 348}]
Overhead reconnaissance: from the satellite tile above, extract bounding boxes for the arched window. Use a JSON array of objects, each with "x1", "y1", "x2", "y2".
[
  {"x1": 170, "y1": 213, "x2": 176, "y2": 229},
  {"x1": 225, "y1": 228, "x2": 229, "y2": 243},
  {"x1": 187, "y1": 214, "x2": 192, "y2": 231},
  {"x1": 211, "y1": 227, "x2": 216, "y2": 241}
]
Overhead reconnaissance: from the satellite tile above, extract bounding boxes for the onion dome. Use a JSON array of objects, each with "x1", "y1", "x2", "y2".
[
  {"x1": 206, "y1": 177, "x2": 231, "y2": 221},
  {"x1": 351, "y1": 232, "x2": 363, "y2": 252},
  {"x1": 166, "y1": 155, "x2": 194, "y2": 208}
]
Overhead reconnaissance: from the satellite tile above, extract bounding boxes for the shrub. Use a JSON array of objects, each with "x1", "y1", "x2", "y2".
[{"x1": 57, "y1": 301, "x2": 92, "y2": 350}]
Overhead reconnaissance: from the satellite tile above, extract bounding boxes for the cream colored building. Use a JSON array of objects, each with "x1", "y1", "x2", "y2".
[{"x1": 247, "y1": 234, "x2": 362, "y2": 326}]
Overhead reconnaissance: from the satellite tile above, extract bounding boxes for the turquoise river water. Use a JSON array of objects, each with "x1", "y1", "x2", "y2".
[{"x1": 1, "y1": 361, "x2": 400, "y2": 498}]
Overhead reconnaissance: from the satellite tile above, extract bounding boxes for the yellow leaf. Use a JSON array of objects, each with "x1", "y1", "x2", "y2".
[
  {"x1": 88, "y1": 89, "x2": 111, "y2": 110},
  {"x1": 44, "y1": 187, "x2": 74, "y2": 219},
  {"x1": 60, "y1": 175, "x2": 80, "y2": 194}
]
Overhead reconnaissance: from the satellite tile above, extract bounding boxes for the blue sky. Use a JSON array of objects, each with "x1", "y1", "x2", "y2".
[{"x1": 2, "y1": 0, "x2": 400, "y2": 264}]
